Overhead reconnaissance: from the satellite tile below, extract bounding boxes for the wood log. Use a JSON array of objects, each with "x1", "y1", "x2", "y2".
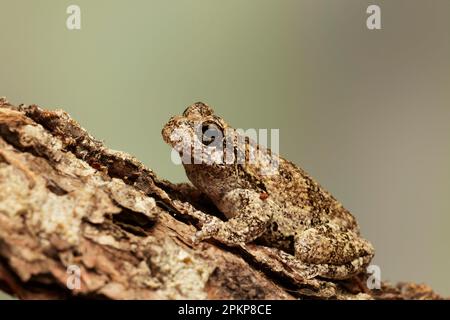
[{"x1": 0, "y1": 97, "x2": 442, "y2": 300}]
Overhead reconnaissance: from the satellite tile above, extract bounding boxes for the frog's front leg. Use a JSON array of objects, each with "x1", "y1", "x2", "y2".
[
  {"x1": 194, "y1": 188, "x2": 275, "y2": 245},
  {"x1": 295, "y1": 223, "x2": 375, "y2": 280}
]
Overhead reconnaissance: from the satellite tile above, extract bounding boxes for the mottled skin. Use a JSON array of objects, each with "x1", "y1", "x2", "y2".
[{"x1": 162, "y1": 102, "x2": 374, "y2": 280}]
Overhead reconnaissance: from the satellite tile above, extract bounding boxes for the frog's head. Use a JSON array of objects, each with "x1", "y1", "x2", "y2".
[
  {"x1": 163, "y1": 102, "x2": 280, "y2": 179},
  {"x1": 162, "y1": 102, "x2": 230, "y2": 166}
]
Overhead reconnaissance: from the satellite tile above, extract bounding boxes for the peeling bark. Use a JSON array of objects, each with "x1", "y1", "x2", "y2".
[{"x1": 0, "y1": 97, "x2": 443, "y2": 300}]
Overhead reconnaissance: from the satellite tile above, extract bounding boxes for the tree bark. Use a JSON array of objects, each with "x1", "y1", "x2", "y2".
[{"x1": 0, "y1": 97, "x2": 443, "y2": 300}]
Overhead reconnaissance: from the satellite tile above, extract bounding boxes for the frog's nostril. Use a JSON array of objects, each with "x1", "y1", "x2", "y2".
[{"x1": 162, "y1": 121, "x2": 176, "y2": 144}]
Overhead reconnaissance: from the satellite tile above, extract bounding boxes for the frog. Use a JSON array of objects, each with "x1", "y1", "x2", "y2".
[{"x1": 162, "y1": 102, "x2": 374, "y2": 280}]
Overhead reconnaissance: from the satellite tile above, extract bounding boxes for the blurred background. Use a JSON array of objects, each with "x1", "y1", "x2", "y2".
[{"x1": 0, "y1": 0, "x2": 449, "y2": 298}]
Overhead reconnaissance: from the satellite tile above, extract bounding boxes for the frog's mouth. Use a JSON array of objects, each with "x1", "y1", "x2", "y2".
[{"x1": 161, "y1": 118, "x2": 200, "y2": 165}]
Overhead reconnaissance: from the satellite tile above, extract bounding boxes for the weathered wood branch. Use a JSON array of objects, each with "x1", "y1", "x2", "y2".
[{"x1": 0, "y1": 97, "x2": 442, "y2": 300}]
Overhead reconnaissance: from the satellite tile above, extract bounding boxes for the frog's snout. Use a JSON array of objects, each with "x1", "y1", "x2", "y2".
[{"x1": 161, "y1": 116, "x2": 178, "y2": 146}]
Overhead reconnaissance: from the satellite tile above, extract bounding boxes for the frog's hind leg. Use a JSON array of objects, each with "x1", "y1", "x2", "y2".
[
  {"x1": 262, "y1": 245, "x2": 371, "y2": 281},
  {"x1": 294, "y1": 223, "x2": 374, "y2": 280},
  {"x1": 314, "y1": 256, "x2": 373, "y2": 280}
]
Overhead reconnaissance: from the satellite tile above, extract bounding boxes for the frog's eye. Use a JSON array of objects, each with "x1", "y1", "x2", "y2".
[{"x1": 200, "y1": 122, "x2": 223, "y2": 146}]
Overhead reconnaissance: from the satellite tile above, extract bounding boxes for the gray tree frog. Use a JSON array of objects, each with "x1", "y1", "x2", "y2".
[{"x1": 162, "y1": 102, "x2": 374, "y2": 280}]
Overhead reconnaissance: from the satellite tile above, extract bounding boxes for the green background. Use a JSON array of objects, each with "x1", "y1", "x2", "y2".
[{"x1": 0, "y1": 0, "x2": 449, "y2": 298}]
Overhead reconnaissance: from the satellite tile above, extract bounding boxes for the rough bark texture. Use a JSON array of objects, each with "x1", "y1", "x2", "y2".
[{"x1": 0, "y1": 97, "x2": 443, "y2": 300}]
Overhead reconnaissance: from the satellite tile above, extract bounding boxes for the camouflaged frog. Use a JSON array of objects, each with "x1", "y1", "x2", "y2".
[{"x1": 162, "y1": 102, "x2": 374, "y2": 280}]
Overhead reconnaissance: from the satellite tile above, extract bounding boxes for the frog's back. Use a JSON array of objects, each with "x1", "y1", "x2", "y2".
[{"x1": 256, "y1": 157, "x2": 360, "y2": 233}]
